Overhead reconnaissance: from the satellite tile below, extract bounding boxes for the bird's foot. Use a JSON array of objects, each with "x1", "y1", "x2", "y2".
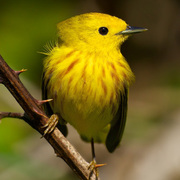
[
  {"x1": 42, "y1": 114, "x2": 59, "y2": 137},
  {"x1": 88, "y1": 159, "x2": 106, "y2": 179}
]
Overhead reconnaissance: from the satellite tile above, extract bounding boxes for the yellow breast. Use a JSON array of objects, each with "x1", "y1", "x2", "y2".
[{"x1": 43, "y1": 45, "x2": 134, "y2": 140}]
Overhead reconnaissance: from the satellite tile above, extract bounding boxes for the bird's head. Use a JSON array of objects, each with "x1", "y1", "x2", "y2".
[{"x1": 57, "y1": 13, "x2": 147, "y2": 52}]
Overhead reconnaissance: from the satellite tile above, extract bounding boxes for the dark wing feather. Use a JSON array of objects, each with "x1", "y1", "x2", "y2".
[
  {"x1": 42, "y1": 72, "x2": 53, "y2": 116},
  {"x1": 42, "y1": 72, "x2": 68, "y2": 136},
  {"x1": 105, "y1": 87, "x2": 128, "y2": 153}
]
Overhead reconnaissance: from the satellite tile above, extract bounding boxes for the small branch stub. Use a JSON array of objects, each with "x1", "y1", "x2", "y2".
[
  {"x1": 38, "y1": 99, "x2": 53, "y2": 106},
  {"x1": 15, "y1": 69, "x2": 27, "y2": 76},
  {"x1": 0, "y1": 112, "x2": 25, "y2": 120}
]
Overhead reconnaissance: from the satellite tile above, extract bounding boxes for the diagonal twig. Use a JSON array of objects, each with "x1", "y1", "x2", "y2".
[{"x1": 0, "y1": 55, "x2": 98, "y2": 180}]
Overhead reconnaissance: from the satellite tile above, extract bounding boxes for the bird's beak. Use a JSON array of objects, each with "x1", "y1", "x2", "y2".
[{"x1": 119, "y1": 26, "x2": 148, "y2": 35}]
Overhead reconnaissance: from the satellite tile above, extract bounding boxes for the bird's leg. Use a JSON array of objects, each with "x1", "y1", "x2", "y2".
[
  {"x1": 42, "y1": 114, "x2": 59, "y2": 136},
  {"x1": 88, "y1": 138, "x2": 106, "y2": 179},
  {"x1": 88, "y1": 138, "x2": 99, "y2": 178}
]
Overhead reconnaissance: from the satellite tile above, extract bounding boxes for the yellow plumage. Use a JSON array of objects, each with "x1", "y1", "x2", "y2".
[{"x1": 42, "y1": 12, "x2": 147, "y2": 153}]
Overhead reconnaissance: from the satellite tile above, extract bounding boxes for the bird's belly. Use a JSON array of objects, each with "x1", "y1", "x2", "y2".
[
  {"x1": 62, "y1": 99, "x2": 113, "y2": 139},
  {"x1": 53, "y1": 77, "x2": 118, "y2": 140}
]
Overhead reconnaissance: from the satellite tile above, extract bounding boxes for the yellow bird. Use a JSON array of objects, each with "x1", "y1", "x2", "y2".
[{"x1": 42, "y1": 12, "x2": 147, "y2": 163}]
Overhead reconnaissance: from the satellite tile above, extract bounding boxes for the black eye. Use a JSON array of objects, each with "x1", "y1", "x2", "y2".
[{"x1": 98, "y1": 27, "x2": 108, "y2": 35}]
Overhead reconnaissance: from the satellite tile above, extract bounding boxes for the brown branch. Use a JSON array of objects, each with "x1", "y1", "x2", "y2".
[
  {"x1": 0, "y1": 112, "x2": 25, "y2": 120},
  {"x1": 0, "y1": 55, "x2": 97, "y2": 180}
]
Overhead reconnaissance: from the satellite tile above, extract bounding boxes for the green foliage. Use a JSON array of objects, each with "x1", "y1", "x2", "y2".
[{"x1": 0, "y1": 0, "x2": 76, "y2": 84}]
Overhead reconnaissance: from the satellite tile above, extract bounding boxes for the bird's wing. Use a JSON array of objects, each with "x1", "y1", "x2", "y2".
[
  {"x1": 42, "y1": 72, "x2": 53, "y2": 116},
  {"x1": 42, "y1": 72, "x2": 68, "y2": 136},
  {"x1": 105, "y1": 87, "x2": 128, "y2": 153}
]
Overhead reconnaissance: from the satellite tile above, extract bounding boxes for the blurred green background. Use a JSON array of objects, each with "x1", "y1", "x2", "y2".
[{"x1": 0, "y1": 0, "x2": 180, "y2": 180}]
